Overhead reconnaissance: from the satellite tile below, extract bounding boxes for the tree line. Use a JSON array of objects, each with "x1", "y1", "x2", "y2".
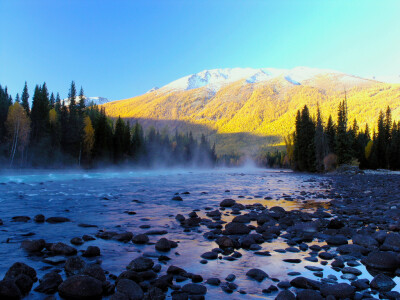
[
  {"x1": 286, "y1": 96, "x2": 400, "y2": 172},
  {"x1": 0, "y1": 82, "x2": 217, "y2": 168}
]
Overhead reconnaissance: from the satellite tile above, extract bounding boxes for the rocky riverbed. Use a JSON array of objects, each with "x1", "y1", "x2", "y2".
[{"x1": 0, "y1": 169, "x2": 399, "y2": 299}]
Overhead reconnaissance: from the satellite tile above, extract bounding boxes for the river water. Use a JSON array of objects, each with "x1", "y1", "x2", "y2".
[{"x1": 0, "y1": 168, "x2": 391, "y2": 299}]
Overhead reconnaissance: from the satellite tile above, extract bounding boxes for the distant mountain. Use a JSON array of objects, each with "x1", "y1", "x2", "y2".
[
  {"x1": 101, "y1": 67, "x2": 400, "y2": 155},
  {"x1": 63, "y1": 96, "x2": 110, "y2": 106}
]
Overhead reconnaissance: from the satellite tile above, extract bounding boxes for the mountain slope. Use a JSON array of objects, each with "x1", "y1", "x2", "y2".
[{"x1": 101, "y1": 67, "x2": 400, "y2": 155}]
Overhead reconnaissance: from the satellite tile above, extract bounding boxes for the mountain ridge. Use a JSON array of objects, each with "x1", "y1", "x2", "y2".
[{"x1": 101, "y1": 67, "x2": 400, "y2": 155}]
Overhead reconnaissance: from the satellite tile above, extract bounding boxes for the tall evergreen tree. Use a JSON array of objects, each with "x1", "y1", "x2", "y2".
[
  {"x1": 314, "y1": 104, "x2": 328, "y2": 172},
  {"x1": 21, "y1": 81, "x2": 30, "y2": 115},
  {"x1": 49, "y1": 92, "x2": 55, "y2": 108},
  {"x1": 335, "y1": 97, "x2": 352, "y2": 165}
]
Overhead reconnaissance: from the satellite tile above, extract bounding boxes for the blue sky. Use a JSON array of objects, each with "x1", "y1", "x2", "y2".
[{"x1": 1, "y1": 0, "x2": 399, "y2": 100}]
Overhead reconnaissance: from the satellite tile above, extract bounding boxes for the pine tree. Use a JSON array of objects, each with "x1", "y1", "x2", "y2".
[
  {"x1": 314, "y1": 104, "x2": 328, "y2": 172},
  {"x1": 55, "y1": 93, "x2": 61, "y2": 113},
  {"x1": 113, "y1": 116, "x2": 125, "y2": 163},
  {"x1": 15, "y1": 93, "x2": 20, "y2": 103},
  {"x1": 21, "y1": 81, "x2": 30, "y2": 115},
  {"x1": 293, "y1": 105, "x2": 315, "y2": 171},
  {"x1": 49, "y1": 92, "x2": 55, "y2": 108},
  {"x1": 335, "y1": 97, "x2": 352, "y2": 165}
]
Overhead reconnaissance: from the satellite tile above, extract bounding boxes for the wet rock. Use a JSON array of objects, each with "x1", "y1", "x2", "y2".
[
  {"x1": 0, "y1": 279, "x2": 22, "y2": 299},
  {"x1": 342, "y1": 267, "x2": 362, "y2": 276},
  {"x1": 83, "y1": 264, "x2": 106, "y2": 282},
  {"x1": 327, "y1": 219, "x2": 344, "y2": 229},
  {"x1": 318, "y1": 252, "x2": 334, "y2": 260},
  {"x1": 82, "y1": 246, "x2": 101, "y2": 257},
  {"x1": 206, "y1": 278, "x2": 220, "y2": 286},
  {"x1": 181, "y1": 283, "x2": 207, "y2": 295},
  {"x1": 220, "y1": 199, "x2": 236, "y2": 207},
  {"x1": 4, "y1": 262, "x2": 37, "y2": 282},
  {"x1": 12, "y1": 216, "x2": 30, "y2": 222},
  {"x1": 34, "y1": 214, "x2": 45, "y2": 223},
  {"x1": 370, "y1": 274, "x2": 396, "y2": 292},
  {"x1": 216, "y1": 236, "x2": 235, "y2": 249},
  {"x1": 144, "y1": 286, "x2": 165, "y2": 300},
  {"x1": 296, "y1": 289, "x2": 323, "y2": 300},
  {"x1": 116, "y1": 271, "x2": 141, "y2": 284},
  {"x1": 351, "y1": 279, "x2": 370, "y2": 291},
  {"x1": 70, "y1": 237, "x2": 83, "y2": 246},
  {"x1": 381, "y1": 233, "x2": 400, "y2": 251},
  {"x1": 331, "y1": 259, "x2": 345, "y2": 268},
  {"x1": 132, "y1": 234, "x2": 149, "y2": 244},
  {"x1": 82, "y1": 235, "x2": 96, "y2": 241},
  {"x1": 362, "y1": 251, "x2": 399, "y2": 271},
  {"x1": 21, "y1": 239, "x2": 45, "y2": 252},
  {"x1": 337, "y1": 244, "x2": 369, "y2": 255},
  {"x1": 155, "y1": 238, "x2": 177, "y2": 252},
  {"x1": 14, "y1": 274, "x2": 34, "y2": 295},
  {"x1": 224, "y1": 222, "x2": 251, "y2": 235},
  {"x1": 146, "y1": 230, "x2": 168, "y2": 235},
  {"x1": 113, "y1": 232, "x2": 133, "y2": 243},
  {"x1": 200, "y1": 252, "x2": 218, "y2": 260},
  {"x1": 283, "y1": 259, "x2": 301, "y2": 263},
  {"x1": 246, "y1": 268, "x2": 268, "y2": 282},
  {"x1": 116, "y1": 279, "x2": 144, "y2": 300},
  {"x1": 96, "y1": 231, "x2": 118, "y2": 240},
  {"x1": 58, "y1": 275, "x2": 103, "y2": 300},
  {"x1": 290, "y1": 277, "x2": 320, "y2": 289},
  {"x1": 127, "y1": 257, "x2": 154, "y2": 272},
  {"x1": 172, "y1": 196, "x2": 183, "y2": 201},
  {"x1": 352, "y1": 234, "x2": 379, "y2": 248},
  {"x1": 46, "y1": 217, "x2": 70, "y2": 224},
  {"x1": 320, "y1": 283, "x2": 355, "y2": 298},
  {"x1": 276, "y1": 290, "x2": 295, "y2": 300},
  {"x1": 326, "y1": 235, "x2": 348, "y2": 246},
  {"x1": 175, "y1": 214, "x2": 185, "y2": 222},
  {"x1": 34, "y1": 272, "x2": 63, "y2": 294},
  {"x1": 225, "y1": 274, "x2": 236, "y2": 282},
  {"x1": 50, "y1": 242, "x2": 77, "y2": 256},
  {"x1": 65, "y1": 256, "x2": 86, "y2": 276}
]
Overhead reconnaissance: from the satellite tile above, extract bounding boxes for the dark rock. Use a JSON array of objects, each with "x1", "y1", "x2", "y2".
[
  {"x1": 327, "y1": 219, "x2": 344, "y2": 229},
  {"x1": 46, "y1": 217, "x2": 70, "y2": 224},
  {"x1": 381, "y1": 233, "x2": 400, "y2": 251},
  {"x1": 220, "y1": 199, "x2": 236, "y2": 207},
  {"x1": 225, "y1": 274, "x2": 235, "y2": 282},
  {"x1": 318, "y1": 252, "x2": 334, "y2": 260},
  {"x1": 0, "y1": 279, "x2": 22, "y2": 299},
  {"x1": 351, "y1": 279, "x2": 370, "y2": 291},
  {"x1": 34, "y1": 272, "x2": 63, "y2": 294},
  {"x1": 290, "y1": 277, "x2": 320, "y2": 289},
  {"x1": 296, "y1": 289, "x2": 323, "y2": 300},
  {"x1": 82, "y1": 246, "x2": 101, "y2": 257},
  {"x1": 144, "y1": 286, "x2": 165, "y2": 300},
  {"x1": 132, "y1": 234, "x2": 149, "y2": 244},
  {"x1": 206, "y1": 278, "x2": 220, "y2": 286},
  {"x1": 181, "y1": 283, "x2": 207, "y2": 295},
  {"x1": 200, "y1": 252, "x2": 218, "y2": 260},
  {"x1": 342, "y1": 267, "x2": 362, "y2": 276},
  {"x1": 14, "y1": 274, "x2": 33, "y2": 295},
  {"x1": 113, "y1": 232, "x2": 133, "y2": 243},
  {"x1": 12, "y1": 216, "x2": 30, "y2": 222},
  {"x1": 172, "y1": 196, "x2": 183, "y2": 201},
  {"x1": 34, "y1": 214, "x2": 45, "y2": 223},
  {"x1": 276, "y1": 290, "x2": 295, "y2": 300},
  {"x1": 167, "y1": 265, "x2": 187, "y2": 276},
  {"x1": 320, "y1": 283, "x2": 355, "y2": 298},
  {"x1": 326, "y1": 235, "x2": 348, "y2": 246},
  {"x1": 362, "y1": 251, "x2": 399, "y2": 271},
  {"x1": 65, "y1": 256, "x2": 86, "y2": 276},
  {"x1": 127, "y1": 257, "x2": 154, "y2": 272},
  {"x1": 50, "y1": 242, "x2": 77, "y2": 256},
  {"x1": 96, "y1": 231, "x2": 118, "y2": 240},
  {"x1": 224, "y1": 222, "x2": 251, "y2": 235},
  {"x1": 283, "y1": 259, "x2": 301, "y2": 263},
  {"x1": 337, "y1": 244, "x2": 369, "y2": 255},
  {"x1": 246, "y1": 268, "x2": 268, "y2": 282},
  {"x1": 4, "y1": 262, "x2": 37, "y2": 282},
  {"x1": 370, "y1": 273, "x2": 396, "y2": 292},
  {"x1": 352, "y1": 234, "x2": 379, "y2": 248},
  {"x1": 84, "y1": 264, "x2": 106, "y2": 282},
  {"x1": 21, "y1": 239, "x2": 45, "y2": 252},
  {"x1": 155, "y1": 238, "x2": 177, "y2": 252},
  {"x1": 58, "y1": 275, "x2": 102, "y2": 299},
  {"x1": 70, "y1": 237, "x2": 83, "y2": 246},
  {"x1": 216, "y1": 236, "x2": 235, "y2": 248},
  {"x1": 82, "y1": 235, "x2": 96, "y2": 241}
]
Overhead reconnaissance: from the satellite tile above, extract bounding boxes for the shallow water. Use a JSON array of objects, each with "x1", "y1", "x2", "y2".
[{"x1": 0, "y1": 168, "x2": 395, "y2": 299}]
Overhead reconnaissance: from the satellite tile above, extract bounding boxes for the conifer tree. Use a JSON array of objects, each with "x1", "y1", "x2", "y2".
[
  {"x1": 15, "y1": 93, "x2": 20, "y2": 103},
  {"x1": 314, "y1": 104, "x2": 328, "y2": 172},
  {"x1": 335, "y1": 97, "x2": 352, "y2": 165},
  {"x1": 21, "y1": 81, "x2": 30, "y2": 115}
]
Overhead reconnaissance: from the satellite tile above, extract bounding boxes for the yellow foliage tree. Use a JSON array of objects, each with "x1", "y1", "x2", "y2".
[
  {"x1": 49, "y1": 108, "x2": 57, "y2": 125},
  {"x1": 83, "y1": 116, "x2": 95, "y2": 158},
  {"x1": 6, "y1": 102, "x2": 31, "y2": 167}
]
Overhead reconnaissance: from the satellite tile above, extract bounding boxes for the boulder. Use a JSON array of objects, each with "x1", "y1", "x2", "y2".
[
  {"x1": 58, "y1": 275, "x2": 102, "y2": 300},
  {"x1": 246, "y1": 268, "x2": 268, "y2": 282},
  {"x1": 116, "y1": 279, "x2": 144, "y2": 300}
]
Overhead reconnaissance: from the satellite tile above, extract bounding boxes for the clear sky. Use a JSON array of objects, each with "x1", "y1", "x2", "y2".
[{"x1": 1, "y1": 0, "x2": 399, "y2": 100}]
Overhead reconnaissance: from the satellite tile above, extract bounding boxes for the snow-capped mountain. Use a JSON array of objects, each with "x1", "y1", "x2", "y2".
[
  {"x1": 160, "y1": 67, "x2": 343, "y2": 92},
  {"x1": 63, "y1": 96, "x2": 110, "y2": 106}
]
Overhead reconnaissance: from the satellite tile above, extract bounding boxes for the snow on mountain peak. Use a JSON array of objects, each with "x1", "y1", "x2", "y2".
[
  {"x1": 160, "y1": 67, "x2": 342, "y2": 92},
  {"x1": 63, "y1": 96, "x2": 110, "y2": 106}
]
